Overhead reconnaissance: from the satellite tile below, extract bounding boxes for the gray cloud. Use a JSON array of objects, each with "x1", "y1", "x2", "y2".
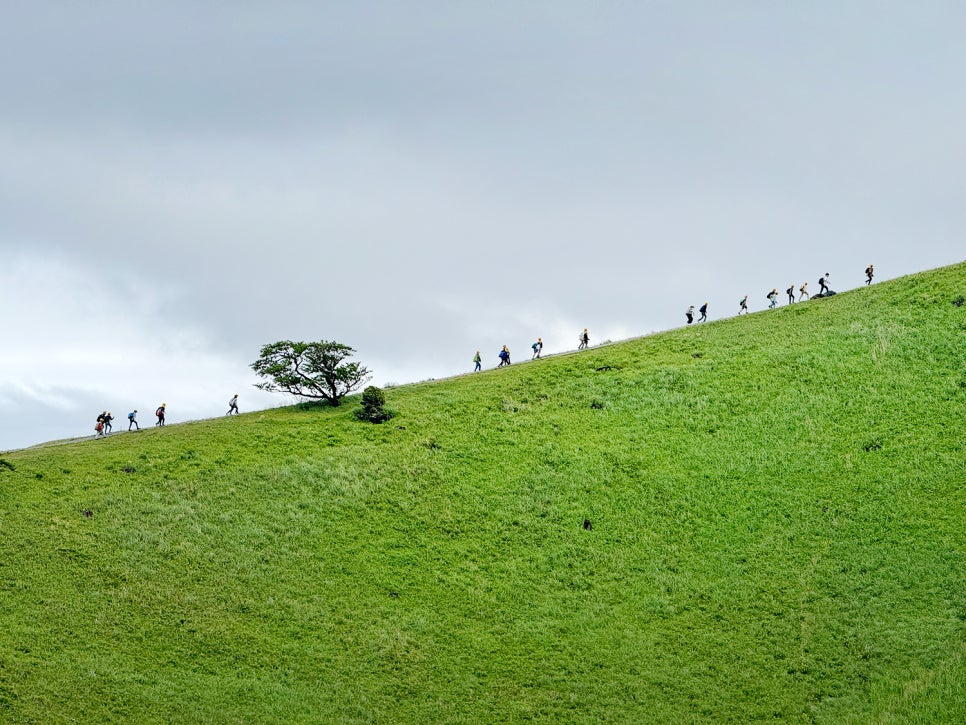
[{"x1": 2, "y1": 2, "x2": 964, "y2": 449}]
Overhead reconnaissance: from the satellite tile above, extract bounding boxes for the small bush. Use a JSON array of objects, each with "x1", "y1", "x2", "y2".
[
  {"x1": 362, "y1": 385, "x2": 385, "y2": 410},
  {"x1": 355, "y1": 386, "x2": 394, "y2": 423}
]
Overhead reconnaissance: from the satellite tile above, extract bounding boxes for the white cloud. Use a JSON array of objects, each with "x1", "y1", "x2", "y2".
[{"x1": 0, "y1": 250, "x2": 280, "y2": 448}]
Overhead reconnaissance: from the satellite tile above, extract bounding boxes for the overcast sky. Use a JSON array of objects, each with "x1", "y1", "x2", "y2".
[{"x1": 2, "y1": 2, "x2": 964, "y2": 451}]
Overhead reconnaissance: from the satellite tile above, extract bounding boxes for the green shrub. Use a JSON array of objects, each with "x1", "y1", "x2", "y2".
[{"x1": 355, "y1": 385, "x2": 393, "y2": 423}]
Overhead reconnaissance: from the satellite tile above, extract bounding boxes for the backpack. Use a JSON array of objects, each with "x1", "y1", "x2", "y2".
[
  {"x1": 532, "y1": 342, "x2": 538, "y2": 350},
  {"x1": 156, "y1": 407, "x2": 164, "y2": 416},
  {"x1": 95, "y1": 422, "x2": 103, "y2": 432},
  {"x1": 128, "y1": 412, "x2": 135, "y2": 420},
  {"x1": 818, "y1": 277, "x2": 824, "y2": 285}
]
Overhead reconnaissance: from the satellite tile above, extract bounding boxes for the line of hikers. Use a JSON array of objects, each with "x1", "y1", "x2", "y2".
[
  {"x1": 692, "y1": 265, "x2": 874, "y2": 323},
  {"x1": 474, "y1": 329, "x2": 591, "y2": 371},
  {"x1": 476, "y1": 265, "x2": 876, "y2": 369},
  {"x1": 94, "y1": 404, "x2": 165, "y2": 435},
  {"x1": 93, "y1": 395, "x2": 240, "y2": 437}
]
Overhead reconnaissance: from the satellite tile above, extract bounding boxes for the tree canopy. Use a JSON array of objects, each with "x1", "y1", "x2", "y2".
[{"x1": 251, "y1": 340, "x2": 371, "y2": 406}]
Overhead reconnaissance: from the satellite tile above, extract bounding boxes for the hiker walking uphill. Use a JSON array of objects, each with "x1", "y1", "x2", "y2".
[
  {"x1": 786, "y1": 284, "x2": 796, "y2": 304},
  {"x1": 102, "y1": 411, "x2": 113, "y2": 434},
  {"x1": 227, "y1": 394, "x2": 239, "y2": 415},
  {"x1": 799, "y1": 282, "x2": 809, "y2": 301},
  {"x1": 738, "y1": 295, "x2": 749, "y2": 314},
  {"x1": 498, "y1": 345, "x2": 511, "y2": 367},
  {"x1": 531, "y1": 338, "x2": 543, "y2": 359},
  {"x1": 578, "y1": 329, "x2": 590, "y2": 350},
  {"x1": 686, "y1": 306, "x2": 695, "y2": 324},
  {"x1": 698, "y1": 302, "x2": 708, "y2": 322},
  {"x1": 95, "y1": 412, "x2": 105, "y2": 437},
  {"x1": 767, "y1": 289, "x2": 778, "y2": 309},
  {"x1": 473, "y1": 350, "x2": 482, "y2": 372},
  {"x1": 865, "y1": 264, "x2": 874, "y2": 285},
  {"x1": 155, "y1": 403, "x2": 166, "y2": 427},
  {"x1": 127, "y1": 409, "x2": 139, "y2": 431},
  {"x1": 818, "y1": 273, "x2": 831, "y2": 295}
]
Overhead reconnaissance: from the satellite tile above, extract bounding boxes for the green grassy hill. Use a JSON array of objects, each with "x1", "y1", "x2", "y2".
[{"x1": 2, "y1": 263, "x2": 964, "y2": 723}]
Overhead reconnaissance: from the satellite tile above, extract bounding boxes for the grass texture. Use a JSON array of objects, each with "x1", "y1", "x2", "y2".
[{"x1": 1, "y1": 263, "x2": 964, "y2": 723}]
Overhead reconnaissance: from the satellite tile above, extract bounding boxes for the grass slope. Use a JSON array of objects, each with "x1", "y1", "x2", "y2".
[{"x1": 1, "y1": 263, "x2": 964, "y2": 723}]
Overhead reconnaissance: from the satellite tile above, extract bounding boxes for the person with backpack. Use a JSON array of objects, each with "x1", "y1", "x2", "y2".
[
  {"x1": 786, "y1": 284, "x2": 796, "y2": 304},
  {"x1": 155, "y1": 403, "x2": 166, "y2": 427},
  {"x1": 799, "y1": 282, "x2": 809, "y2": 300},
  {"x1": 102, "y1": 411, "x2": 114, "y2": 434},
  {"x1": 738, "y1": 295, "x2": 749, "y2": 314},
  {"x1": 818, "y1": 273, "x2": 830, "y2": 295},
  {"x1": 578, "y1": 329, "x2": 589, "y2": 350},
  {"x1": 498, "y1": 346, "x2": 510, "y2": 367},
  {"x1": 128, "y1": 409, "x2": 139, "y2": 431},
  {"x1": 473, "y1": 350, "x2": 482, "y2": 372},
  {"x1": 531, "y1": 338, "x2": 543, "y2": 359},
  {"x1": 227, "y1": 394, "x2": 239, "y2": 415},
  {"x1": 698, "y1": 302, "x2": 708, "y2": 322},
  {"x1": 94, "y1": 413, "x2": 105, "y2": 437},
  {"x1": 685, "y1": 306, "x2": 695, "y2": 324},
  {"x1": 865, "y1": 264, "x2": 874, "y2": 285},
  {"x1": 767, "y1": 289, "x2": 778, "y2": 309}
]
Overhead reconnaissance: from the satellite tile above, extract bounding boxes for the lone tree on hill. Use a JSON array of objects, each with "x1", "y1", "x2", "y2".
[{"x1": 251, "y1": 340, "x2": 371, "y2": 406}]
